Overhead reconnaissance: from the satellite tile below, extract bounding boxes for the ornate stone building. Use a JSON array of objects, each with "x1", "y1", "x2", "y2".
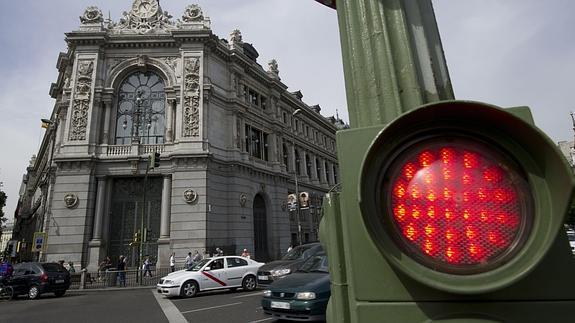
[{"x1": 13, "y1": 1, "x2": 342, "y2": 270}]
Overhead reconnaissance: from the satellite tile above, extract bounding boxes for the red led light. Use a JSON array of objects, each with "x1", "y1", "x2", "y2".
[{"x1": 386, "y1": 141, "x2": 532, "y2": 273}]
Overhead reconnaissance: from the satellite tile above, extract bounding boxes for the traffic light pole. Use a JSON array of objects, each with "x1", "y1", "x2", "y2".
[
  {"x1": 139, "y1": 156, "x2": 150, "y2": 285},
  {"x1": 292, "y1": 109, "x2": 303, "y2": 246},
  {"x1": 335, "y1": 0, "x2": 453, "y2": 128}
]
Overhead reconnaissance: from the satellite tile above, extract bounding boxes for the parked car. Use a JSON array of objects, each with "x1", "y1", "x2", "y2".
[
  {"x1": 257, "y1": 242, "x2": 322, "y2": 286},
  {"x1": 157, "y1": 256, "x2": 264, "y2": 298},
  {"x1": 261, "y1": 249, "x2": 330, "y2": 321},
  {"x1": 9, "y1": 262, "x2": 71, "y2": 299}
]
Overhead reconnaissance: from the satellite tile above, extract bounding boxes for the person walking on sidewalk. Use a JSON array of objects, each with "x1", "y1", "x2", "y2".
[
  {"x1": 192, "y1": 250, "x2": 203, "y2": 264},
  {"x1": 169, "y1": 252, "x2": 176, "y2": 272},
  {"x1": 143, "y1": 256, "x2": 152, "y2": 277},
  {"x1": 185, "y1": 252, "x2": 193, "y2": 269},
  {"x1": 117, "y1": 255, "x2": 126, "y2": 287}
]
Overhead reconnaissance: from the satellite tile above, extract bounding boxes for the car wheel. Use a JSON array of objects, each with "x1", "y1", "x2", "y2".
[
  {"x1": 28, "y1": 285, "x2": 41, "y2": 300},
  {"x1": 242, "y1": 275, "x2": 257, "y2": 291},
  {"x1": 180, "y1": 280, "x2": 198, "y2": 298},
  {"x1": 54, "y1": 290, "x2": 66, "y2": 297}
]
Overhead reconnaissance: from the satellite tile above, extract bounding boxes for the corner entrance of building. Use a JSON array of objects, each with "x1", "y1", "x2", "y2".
[
  {"x1": 108, "y1": 177, "x2": 162, "y2": 268},
  {"x1": 253, "y1": 194, "x2": 269, "y2": 262}
]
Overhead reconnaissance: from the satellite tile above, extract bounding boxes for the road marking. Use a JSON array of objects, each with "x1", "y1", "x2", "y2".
[
  {"x1": 248, "y1": 318, "x2": 274, "y2": 323},
  {"x1": 180, "y1": 302, "x2": 243, "y2": 314},
  {"x1": 152, "y1": 291, "x2": 188, "y2": 323},
  {"x1": 232, "y1": 291, "x2": 264, "y2": 299}
]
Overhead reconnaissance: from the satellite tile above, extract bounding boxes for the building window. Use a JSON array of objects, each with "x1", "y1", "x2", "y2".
[
  {"x1": 306, "y1": 153, "x2": 312, "y2": 178},
  {"x1": 115, "y1": 71, "x2": 166, "y2": 145},
  {"x1": 283, "y1": 142, "x2": 289, "y2": 171},
  {"x1": 324, "y1": 161, "x2": 329, "y2": 184},
  {"x1": 295, "y1": 149, "x2": 301, "y2": 175},
  {"x1": 245, "y1": 125, "x2": 269, "y2": 161},
  {"x1": 283, "y1": 112, "x2": 287, "y2": 123},
  {"x1": 316, "y1": 158, "x2": 321, "y2": 180},
  {"x1": 333, "y1": 165, "x2": 338, "y2": 184},
  {"x1": 261, "y1": 97, "x2": 267, "y2": 110}
]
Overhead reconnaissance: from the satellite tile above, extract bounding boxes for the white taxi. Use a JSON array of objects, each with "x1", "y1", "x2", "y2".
[{"x1": 157, "y1": 256, "x2": 264, "y2": 298}]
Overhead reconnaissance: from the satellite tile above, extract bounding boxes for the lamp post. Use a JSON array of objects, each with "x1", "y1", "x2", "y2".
[{"x1": 291, "y1": 109, "x2": 303, "y2": 246}]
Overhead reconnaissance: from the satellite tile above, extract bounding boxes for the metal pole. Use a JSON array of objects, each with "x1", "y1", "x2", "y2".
[{"x1": 292, "y1": 109, "x2": 303, "y2": 246}]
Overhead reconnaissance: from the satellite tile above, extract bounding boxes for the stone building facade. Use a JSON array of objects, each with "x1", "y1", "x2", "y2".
[{"x1": 13, "y1": 1, "x2": 342, "y2": 270}]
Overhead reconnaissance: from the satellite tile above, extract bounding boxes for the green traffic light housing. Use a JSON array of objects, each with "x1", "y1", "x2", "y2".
[
  {"x1": 149, "y1": 152, "x2": 161, "y2": 169},
  {"x1": 359, "y1": 100, "x2": 574, "y2": 294}
]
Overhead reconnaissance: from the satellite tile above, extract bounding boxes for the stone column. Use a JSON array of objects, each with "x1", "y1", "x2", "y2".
[
  {"x1": 157, "y1": 174, "x2": 172, "y2": 268},
  {"x1": 166, "y1": 98, "x2": 175, "y2": 143},
  {"x1": 160, "y1": 175, "x2": 172, "y2": 239},
  {"x1": 87, "y1": 176, "x2": 107, "y2": 271},
  {"x1": 102, "y1": 99, "x2": 112, "y2": 144}
]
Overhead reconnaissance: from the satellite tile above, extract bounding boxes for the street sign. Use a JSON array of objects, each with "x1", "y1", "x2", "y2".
[{"x1": 33, "y1": 232, "x2": 48, "y2": 253}]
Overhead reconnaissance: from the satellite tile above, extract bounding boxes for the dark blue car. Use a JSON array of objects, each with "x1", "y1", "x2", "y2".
[{"x1": 261, "y1": 249, "x2": 330, "y2": 321}]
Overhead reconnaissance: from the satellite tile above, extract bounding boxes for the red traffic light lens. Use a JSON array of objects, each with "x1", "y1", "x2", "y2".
[{"x1": 385, "y1": 137, "x2": 533, "y2": 274}]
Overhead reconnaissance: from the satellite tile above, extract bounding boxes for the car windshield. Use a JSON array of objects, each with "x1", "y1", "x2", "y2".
[
  {"x1": 282, "y1": 245, "x2": 317, "y2": 261},
  {"x1": 298, "y1": 252, "x2": 328, "y2": 273},
  {"x1": 189, "y1": 258, "x2": 210, "y2": 271}
]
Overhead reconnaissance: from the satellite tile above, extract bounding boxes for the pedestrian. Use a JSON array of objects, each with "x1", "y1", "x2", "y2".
[
  {"x1": 68, "y1": 261, "x2": 76, "y2": 273},
  {"x1": 117, "y1": 255, "x2": 126, "y2": 287},
  {"x1": 185, "y1": 252, "x2": 193, "y2": 269},
  {"x1": 241, "y1": 248, "x2": 251, "y2": 259},
  {"x1": 0, "y1": 257, "x2": 13, "y2": 285},
  {"x1": 216, "y1": 247, "x2": 224, "y2": 256},
  {"x1": 192, "y1": 250, "x2": 203, "y2": 263},
  {"x1": 169, "y1": 252, "x2": 176, "y2": 272},
  {"x1": 98, "y1": 256, "x2": 112, "y2": 281},
  {"x1": 143, "y1": 256, "x2": 152, "y2": 277}
]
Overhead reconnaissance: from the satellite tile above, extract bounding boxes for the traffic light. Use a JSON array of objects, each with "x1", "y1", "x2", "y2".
[
  {"x1": 143, "y1": 228, "x2": 152, "y2": 242},
  {"x1": 149, "y1": 152, "x2": 161, "y2": 169},
  {"x1": 129, "y1": 231, "x2": 141, "y2": 246},
  {"x1": 320, "y1": 101, "x2": 575, "y2": 322},
  {"x1": 299, "y1": 192, "x2": 310, "y2": 209}
]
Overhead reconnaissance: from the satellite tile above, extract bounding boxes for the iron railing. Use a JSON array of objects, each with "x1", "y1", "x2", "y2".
[{"x1": 70, "y1": 266, "x2": 187, "y2": 290}]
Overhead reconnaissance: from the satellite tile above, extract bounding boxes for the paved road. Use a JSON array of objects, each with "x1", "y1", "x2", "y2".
[{"x1": 0, "y1": 287, "x2": 282, "y2": 323}]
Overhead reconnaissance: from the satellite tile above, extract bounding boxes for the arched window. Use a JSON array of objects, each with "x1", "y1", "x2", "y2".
[{"x1": 115, "y1": 71, "x2": 166, "y2": 145}]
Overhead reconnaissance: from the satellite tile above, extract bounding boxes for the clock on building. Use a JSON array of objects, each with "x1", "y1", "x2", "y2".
[{"x1": 131, "y1": 0, "x2": 159, "y2": 19}]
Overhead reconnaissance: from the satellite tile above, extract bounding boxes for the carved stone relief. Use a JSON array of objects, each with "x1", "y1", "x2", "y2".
[
  {"x1": 64, "y1": 193, "x2": 79, "y2": 209},
  {"x1": 80, "y1": 6, "x2": 104, "y2": 24},
  {"x1": 183, "y1": 189, "x2": 199, "y2": 204},
  {"x1": 182, "y1": 57, "x2": 201, "y2": 137},
  {"x1": 239, "y1": 193, "x2": 247, "y2": 207},
  {"x1": 112, "y1": 0, "x2": 175, "y2": 34},
  {"x1": 69, "y1": 60, "x2": 94, "y2": 141},
  {"x1": 182, "y1": 4, "x2": 203, "y2": 22}
]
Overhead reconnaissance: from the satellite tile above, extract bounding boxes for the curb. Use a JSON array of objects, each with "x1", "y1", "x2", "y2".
[{"x1": 68, "y1": 286, "x2": 156, "y2": 293}]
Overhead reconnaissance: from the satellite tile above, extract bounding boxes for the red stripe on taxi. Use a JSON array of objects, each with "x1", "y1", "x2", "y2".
[{"x1": 202, "y1": 271, "x2": 227, "y2": 286}]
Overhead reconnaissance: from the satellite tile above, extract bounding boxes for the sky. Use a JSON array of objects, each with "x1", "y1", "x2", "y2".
[{"x1": 0, "y1": 0, "x2": 574, "y2": 222}]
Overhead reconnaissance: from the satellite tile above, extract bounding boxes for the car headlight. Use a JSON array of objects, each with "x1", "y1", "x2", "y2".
[
  {"x1": 270, "y1": 268, "x2": 291, "y2": 277},
  {"x1": 263, "y1": 290, "x2": 272, "y2": 297},
  {"x1": 295, "y1": 292, "x2": 316, "y2": 300},
  {"x1": 163, "y1": 279, "x2": 174, "y2": 285}
]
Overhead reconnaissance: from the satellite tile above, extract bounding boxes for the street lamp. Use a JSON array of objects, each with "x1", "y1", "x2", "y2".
[{"x1": 291, "y1": 109, "x2": 303, "y2": 246}]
